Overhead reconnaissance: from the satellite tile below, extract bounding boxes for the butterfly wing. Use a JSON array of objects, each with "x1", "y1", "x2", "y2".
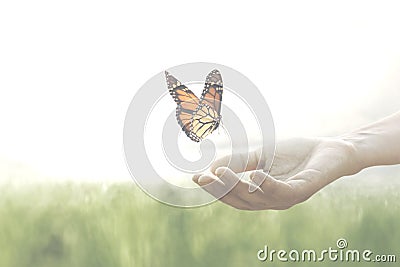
[
  {"x1": 165, "y1": 71, "x2": 201, "y2": 142},
  {"x1": 200, "y1": 69, "x2": 223, "y2": 115},
  {"x1": 188, "y1": 69, "x2": 224, "y2": 141},
  {"x1": 193, "y1": 69, "x2": 223, "y2": 136},
  {"x1": 165, "y1": 69, "x2": 223, "y2": 143},
  {"x1": 191, "y1": 103, "x2": 220, "y2": 141}
]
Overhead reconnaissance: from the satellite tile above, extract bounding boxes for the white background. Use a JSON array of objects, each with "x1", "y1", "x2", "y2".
[{"x1": 1, "y1": 0, "x2": 400, "y2": 182}]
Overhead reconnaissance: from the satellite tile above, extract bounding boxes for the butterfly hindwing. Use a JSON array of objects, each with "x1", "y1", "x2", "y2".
[
  {"x1": 192, "y1": 103, "x2": 218, "y2": 140},
  {"x1": 175, "y1": 105, "x2": 200, "y2": 142}
]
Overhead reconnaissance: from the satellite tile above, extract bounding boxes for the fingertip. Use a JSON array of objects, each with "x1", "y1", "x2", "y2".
[
  {"x1": 215, "y1": 167, "x2": 238, "y2": 180},
  {"x1": 197, "y1": 175, "x2": 215, "y2": 186},
  {"x1": 215, "y1": 167, "x2": 227, "y2": 177},
  {"x1": 210, "y1": 165, "x2": 218, "y2": 175},
  {"x1": 248, "y1": 182, "x2": 258, "y2": 193},
  {"x1": 214, "y1": 167, "x2": 240, "y2": 189},
  {"x1": 210, "y1": 163, "x2": 222, "y2": 175},
  {"x1": 192, "y1": 174, "x2": 202, "y2": 183},
  {"x1": 249, "y1": 170, "x2": 265, "y2": 181},
  {"x1": 210, "y1": 156, "x2": 230, "y2": 175}
]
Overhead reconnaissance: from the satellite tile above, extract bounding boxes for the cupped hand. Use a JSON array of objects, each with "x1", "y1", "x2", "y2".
[{"x1": 193, "y1": 137, "x2": 361, "y2": 210}]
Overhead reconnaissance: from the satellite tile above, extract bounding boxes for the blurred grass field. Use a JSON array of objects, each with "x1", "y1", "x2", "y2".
[{"x1": 0, "y1": 181, "x2": 399, "y2": 267}]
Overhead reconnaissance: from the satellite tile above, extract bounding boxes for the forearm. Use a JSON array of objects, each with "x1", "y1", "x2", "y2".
[{"x1": 341, "y1": 111, "x2": 400, "y2": 170}]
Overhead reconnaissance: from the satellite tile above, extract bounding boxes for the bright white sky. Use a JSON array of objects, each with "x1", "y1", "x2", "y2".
[{"x1": 1, "y1": 1, "x2": 400, "y2": 182}]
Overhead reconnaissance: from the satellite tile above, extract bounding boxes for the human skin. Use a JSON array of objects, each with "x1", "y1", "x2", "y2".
[{"x1": 192, "y1": 111, "x2": 400, "y2": 210}]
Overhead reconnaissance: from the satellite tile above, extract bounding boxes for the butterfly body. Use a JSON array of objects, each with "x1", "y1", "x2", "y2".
[{"x1": 165, "y1": 69, "x2": 223, "y2": 142}]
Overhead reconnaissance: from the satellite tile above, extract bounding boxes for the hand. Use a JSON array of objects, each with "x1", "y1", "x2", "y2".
[{"x1": 193, "y1": 137, "x2": 361, "y2": 210}]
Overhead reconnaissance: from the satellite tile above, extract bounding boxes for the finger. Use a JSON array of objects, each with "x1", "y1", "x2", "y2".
[
  {"x1": 192, "y1": 174, "x2": 202, "y2": 184},
  {"x1": 194, "y1": 169, "x2": 253, "y2": 209},
  {"x1": 193, "y1": 168, "x2": 240, "y2": 189},
  {"x1": 249, "y1": 171, "x2": 293, "y2": 197},
  {"x1": 215, "y1": 167, "x2": 267, "y2": 208},
  {"x1": 248, "y1": 170, "x2": 268, "y2": 193},
  {"x1": 194, "y1": 174, "x2": 241, "y2": 204},
  {"x1": 195, "y1": 170, "x2": 296, "y2": 210},
  {"x1": 192, "y1": 173, "x2": 221, "y2": 186},
  {"x1": 198, "y1": 175, "x2": 219, "y2": 186},
  {"x1": 211, "y1": 149, "x2": 265, "y2": 175},
  {"x1": 214, "y1": 167, "x2": 241, "y2": 188}
]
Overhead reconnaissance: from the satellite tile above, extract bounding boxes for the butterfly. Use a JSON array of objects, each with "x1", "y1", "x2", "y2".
[{"x1": 165, "y1": 69, "x2": 223, "y2": 142}]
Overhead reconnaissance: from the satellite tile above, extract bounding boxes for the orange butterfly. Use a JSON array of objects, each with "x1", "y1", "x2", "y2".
[{"x1": 165, "y1": 69, "x2": 223, "y2": 142}]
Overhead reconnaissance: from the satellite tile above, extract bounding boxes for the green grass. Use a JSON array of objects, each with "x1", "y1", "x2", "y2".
[{"x1": 0, "y1": 181, "x2": 399, "y2": 267}]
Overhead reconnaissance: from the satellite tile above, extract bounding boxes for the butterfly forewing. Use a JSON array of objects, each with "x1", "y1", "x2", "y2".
[
  {"x1": 200, "y1": 69, "x2": 223, "y2": 115},
  {"x1": 165, "y1": 71, "x2": 199, "y2": 106}
]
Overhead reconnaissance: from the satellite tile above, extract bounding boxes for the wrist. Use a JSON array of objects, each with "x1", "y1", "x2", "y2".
[
  {"x1": 341, "y1": 112, "x2": 400, "y2": 170},
  {"x1": 313, "y1": 137, "x2": 364, "y2": 179},
  {"x1": 334, "y1": 135, "x2": 367, "y2": 175},
  {"x1": 340, "y1": 135, "x2": 370, "y2": 172}
]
